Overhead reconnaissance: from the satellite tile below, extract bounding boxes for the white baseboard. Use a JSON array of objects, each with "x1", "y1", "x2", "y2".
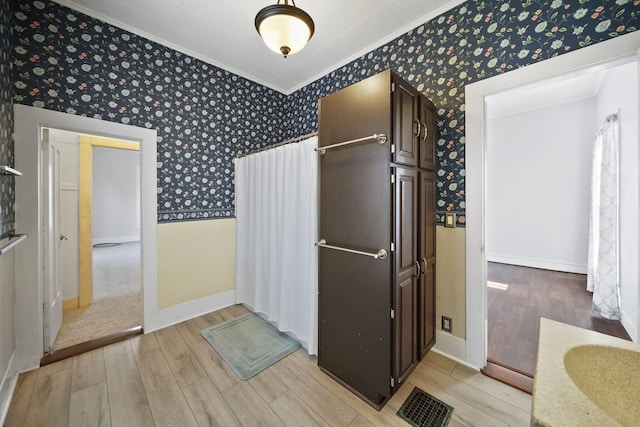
[
  {"x1": 93, "y1": 235, "x2": 140, "y2": 245},
  {"x1": 0, "y1": 353, "x2": 19, "y2": 426},
  {"x1": 144, "y1": 289, "x2": 236, "y2": 333},
  {"x1": 432, "y1": 330, "x2": 472, "y2": 366},
  {"x1": 432, "y1": 331, "x2": 486, "y2": 371},
  {"x1": 620, "y1": 308, "x2": 638, "y2": 343},
  {"x1": 487, "y1": 254, "x2": 587, "y2": 274}
]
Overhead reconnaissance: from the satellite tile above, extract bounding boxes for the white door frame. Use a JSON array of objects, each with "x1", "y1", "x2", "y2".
[
  {"x1": 13, "y1": 105, "x2": 158, "y2": 371},
  {"x1": 465, "y1": 31, "x2": 640, "y2": 369}
]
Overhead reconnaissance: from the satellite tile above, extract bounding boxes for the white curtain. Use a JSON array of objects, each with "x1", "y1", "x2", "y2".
[
  {"x1": 234, "y1": 136, "x2": 319, "y2": 354},
  {"x1": 587, "y1": 114, "x2": 620, "y2": 320}
]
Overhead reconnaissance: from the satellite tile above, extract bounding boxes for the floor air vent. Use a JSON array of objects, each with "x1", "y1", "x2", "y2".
[{"x1": 397, "y1": 387, "x2": 454, "y2": 427}]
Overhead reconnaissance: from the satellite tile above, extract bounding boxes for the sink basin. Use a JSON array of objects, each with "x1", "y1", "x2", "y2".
[{"x1": 564, "y1": 345, "x2": 640, "y2": 426}]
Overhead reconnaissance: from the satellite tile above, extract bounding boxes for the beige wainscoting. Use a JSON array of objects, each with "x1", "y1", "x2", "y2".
[
  {"x1": 435, "y1": 226, "x2": 466, "y2": 340},
  {"x1": 157, "y1": 218, "x2": 235, "y2": 309}
]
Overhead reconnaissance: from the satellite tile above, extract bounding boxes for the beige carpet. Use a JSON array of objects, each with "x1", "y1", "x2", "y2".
[
  {"x1": 93, "y1": 241, "x2": 141, "y2": 300},
  {"x1": 52, "y1": 293, "x2": 142, "y2": 351}
]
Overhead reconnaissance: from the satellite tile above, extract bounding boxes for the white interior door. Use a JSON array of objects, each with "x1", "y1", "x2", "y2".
[{"x1": 43, "y1": 129, "x2": 63, "y2": 352}]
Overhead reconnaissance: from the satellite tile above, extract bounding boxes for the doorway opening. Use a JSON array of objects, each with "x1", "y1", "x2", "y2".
[
  {"x1": 13, "y1": 105, "x2": 157, "y2": 372},
  {"x1": 483, "y1": 60, "x2": 636, "y2": 387},
  {"x1": 42, "y1": 129, "x2": 143, "y2": 360},
  {"x1": 464, "y1": 32, "x2": 640, "y2": 393}
]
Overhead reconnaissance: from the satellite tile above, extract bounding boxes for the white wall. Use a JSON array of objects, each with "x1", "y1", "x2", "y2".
[
  {"x1": 92, "y1": 147, "x2": 140, "y2": 244},
  {"x1": 596, "y1": 61, "x2": 639, "y2": 342},
  {"x1": 486, "y1": 98, "x2": 597, "y2": 273},
  {"x1": 48, "y1": 129, "x2": 79, "y2": 301},
  {"x1": 0, "y1": 250, "x2": 16, "y2": 422}
]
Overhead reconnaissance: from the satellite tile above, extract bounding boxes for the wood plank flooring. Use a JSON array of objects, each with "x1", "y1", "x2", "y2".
[
  {"x1": 487, "y1": 262, "x2": 631, "y2": 377},
  {"x1": 6, "y1": 304, "x2": 532, "y2": 427}
]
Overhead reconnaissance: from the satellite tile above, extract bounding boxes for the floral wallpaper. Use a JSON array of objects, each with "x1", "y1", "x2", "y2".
[
  {"x1": 12, "y1": 0, "x2": 287, "y2": 222},
  {"x1": 286, "y1": 0, "x2": 638, "y2": 225},
  {"x1": 10, "y1": 0, "x2": 640, "y2": 225},
  {"x1": 1, "y1": 0, "x2": 14, "y2": 239}
]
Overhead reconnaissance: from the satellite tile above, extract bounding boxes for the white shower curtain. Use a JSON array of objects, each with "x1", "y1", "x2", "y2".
[
  {"x1": 587, "y1": 114, "x2": 620, "y2": 320},
  {"x1": 234, "y1": 136, "x2": 318, "y2": 354}
]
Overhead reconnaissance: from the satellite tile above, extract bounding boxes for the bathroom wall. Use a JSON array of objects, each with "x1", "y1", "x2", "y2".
[
  {"x1": 0, "y1": 251, "x2": 15, "y2": 420},
  {"x1": 9, "y1": 0, "x2": 640, "y2": 343},
  {"x1": 283, "y1": 1, "x2": 638, "y2": 341},
  {"x1": 13, "y1": 1, "x2": 639, "y2": 228},
  {"x1": 285, "y1": 0, "x2": 638, "y2": 227},
  {"x1": 157, "y1": 218, "x2": 235, "y2": 309},
  {"x1": 12, "y1": 0, "x2": 288, "y2": 223},
  {"x1": 0, "y1": 0, "x2": 15, "y2": 418},
  {"x1": 0, "y1": 0, "x2": 13, "y2": 239}
]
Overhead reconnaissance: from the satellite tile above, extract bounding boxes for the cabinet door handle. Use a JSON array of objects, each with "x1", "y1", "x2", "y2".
[
  {"x1": 414, "y1": 260, "x2": 422, "y2": 279},
  {"x1": 422, "y1": 121, "x2": 428, "y2": 141},
  {"x1": 421, "y1": 257, "x2": 428, "y2": 272},
  {"x1": 414, "y1": 119, "x2": 421, "y2": 138}
]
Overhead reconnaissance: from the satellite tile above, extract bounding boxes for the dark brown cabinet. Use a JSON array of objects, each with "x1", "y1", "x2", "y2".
[
  {"x1": 392, "y1": 78, "x2": 437, "y2": 172},
  {"x1": 419, "y1": 103, "x2": 437, "y2": 171},
  {"x1": 394, "y1": 166, "x2": 418, "y2": 385},
  {"x1": 317, "y1": 69, "x2": 436, "y2": 409},
  {"x1": 393, "y1": 79, "x2": 420, "y2": 167},
  {"x1": 418, "y1": 172, "x2": 437, "y2": 358}
]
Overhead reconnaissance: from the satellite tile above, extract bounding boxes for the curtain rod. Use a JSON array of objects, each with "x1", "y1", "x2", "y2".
[{"x1": 236, "y1": 131, "x2": 318, "y2": 159}]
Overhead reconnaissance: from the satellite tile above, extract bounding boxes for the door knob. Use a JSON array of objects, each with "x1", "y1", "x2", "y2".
[{"x1": 60, "y1": 234, "x2": 69, "y2": 241}]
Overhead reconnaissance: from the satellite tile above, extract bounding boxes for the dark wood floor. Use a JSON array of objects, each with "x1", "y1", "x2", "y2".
[{"x1": 487, "y1": 262, "x2": 631, "y2": 377}]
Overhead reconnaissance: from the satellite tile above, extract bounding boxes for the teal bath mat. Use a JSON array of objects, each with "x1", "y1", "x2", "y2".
[{"x1": 200, "y1": 312, "x2": 300, "y2": 380}]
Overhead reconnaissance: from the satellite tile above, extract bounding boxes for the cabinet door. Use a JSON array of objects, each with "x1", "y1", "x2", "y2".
[
  {"x1": 418, "y1": 171, "x2": 436, "y2": 359},
  {"x1": 394, "y1": 166, "x2": 418, "y2": 385},
  {"x1": 318, "y1": 70, "x2": 394, "y2": 407},
  {"x1": 418, "y1": 100, "x2": 437, "y2": 171},
  {"x1": 392, "y1": 79, "x2": 419, "y2": 167}
]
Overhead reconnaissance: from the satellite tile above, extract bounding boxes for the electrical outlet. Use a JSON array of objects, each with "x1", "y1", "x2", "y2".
[{"x1": 442, "y1": 316, "x2": 452, "y2": 333}]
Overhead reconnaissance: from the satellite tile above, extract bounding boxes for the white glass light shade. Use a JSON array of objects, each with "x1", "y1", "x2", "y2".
[
  {"x1": 255, "y1": 2, "x2": 314, "y2": 58},
  {"x1": 258, "y1": 14, "x2": 312, "y2": 57}
]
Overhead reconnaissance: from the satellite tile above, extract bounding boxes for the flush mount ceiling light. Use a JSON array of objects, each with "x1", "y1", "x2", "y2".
[{"x1": 255, "y1": 0, "x2": 315, "y2": 58}]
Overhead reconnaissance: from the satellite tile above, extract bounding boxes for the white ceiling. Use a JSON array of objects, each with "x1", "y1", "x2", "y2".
[{"x1": 53, "y1": 0, "x2": 464, "y2": 94}]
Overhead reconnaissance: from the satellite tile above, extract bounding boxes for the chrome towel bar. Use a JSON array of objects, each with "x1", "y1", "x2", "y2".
[
  {"x1": 0, "y1": 233, "x2": 28, "y2": 256},
  {"x1": 0, "y1": 165, "x2": 22, "y2": 176},
  {"x1": 315, "y1": 239, "x2": 388, "y2": 260},
  {"x1": 315, "y1": 133, "x2": 387, "y2": 155}
]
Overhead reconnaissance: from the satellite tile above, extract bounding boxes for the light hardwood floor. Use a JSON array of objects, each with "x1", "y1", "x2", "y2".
[{"x1": 5, "y1": 305, "x2": 532, "y2": 427}]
